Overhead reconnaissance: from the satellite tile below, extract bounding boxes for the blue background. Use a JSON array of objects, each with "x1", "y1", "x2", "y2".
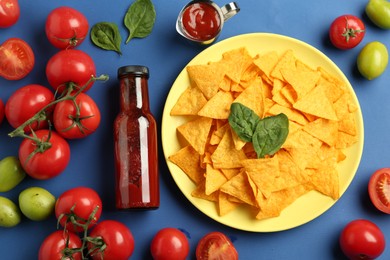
[{"x1": 1, "y1": 0, "x2": 390, "y2": 259}]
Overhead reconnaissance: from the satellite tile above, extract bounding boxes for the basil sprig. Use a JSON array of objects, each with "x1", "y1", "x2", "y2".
[{"x1": 228, "y1": 103, "x2": 289, "y2": 158}]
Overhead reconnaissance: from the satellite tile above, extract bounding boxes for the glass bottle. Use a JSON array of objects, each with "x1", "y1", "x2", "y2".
[{"x1": 114, "y1": 65, "x2": 159, "y2": 210}]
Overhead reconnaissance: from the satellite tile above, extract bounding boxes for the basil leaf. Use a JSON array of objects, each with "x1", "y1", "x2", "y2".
[
  {"x1": 90, "y1": 22, "x2": 122, "y2": 54},
  {"x1": 124, "y1": 0, "x2": 156, "y2": 44},
  {"x1": 252, "y1": 113, "x2": 289, "y2": 158},
  {"x1": 228, "y1": 103, "x2": 260, "y2": 142}
]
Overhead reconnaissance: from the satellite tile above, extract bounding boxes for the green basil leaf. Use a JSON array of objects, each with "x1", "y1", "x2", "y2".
[
  {"x1": 124, "y1": 0, "x2": 156, "y2": 44},
  {"x1": 252, "y1": 113, "x2": 289, "y2": 158},
  {"x1": 90, "y1": 22, "x2": 122, "y2": 54},
  {"x1": 228, "y1": 103, "x2": 260, "y2": 142}
]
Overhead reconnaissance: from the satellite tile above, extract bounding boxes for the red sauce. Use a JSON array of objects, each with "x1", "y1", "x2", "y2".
[
  {"x1": 114, "y1": 66, "x2": 159, "y2": 210},
  {"x1": 182, "y1": 2, "x2": 221, "y2": 41}
]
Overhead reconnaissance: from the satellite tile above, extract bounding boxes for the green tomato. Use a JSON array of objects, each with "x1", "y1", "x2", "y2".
[
  {"x1": 357, "y1": 41, "x2": 388, "y2": 80},
  {"x1": 19, "y1": 187, "x2": 56, "y2": 221},
  {"x1": 0, "y1": 196, "x2": 21, "y2": 228},
  {"x1": 366, "y1": 0, "x2": 390, "y2": 29},
  {"x1": 0, "y1": 156, "x2": 26, "y2": 192}
]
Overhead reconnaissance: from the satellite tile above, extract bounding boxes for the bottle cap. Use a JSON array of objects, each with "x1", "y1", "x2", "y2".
[{"x1": 117, "y1": 65, "x2": 149, "y2": 78}]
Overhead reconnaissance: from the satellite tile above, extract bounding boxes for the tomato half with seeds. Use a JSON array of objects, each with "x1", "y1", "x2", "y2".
[
  {"x1": 0, "y1": 38, "x2": 35, "y2": 80},
  {"x1": 196, "y1": 232, "x2": 238, "y2": 260},
  {"x1": 329, "y1": 15, "x2": 365, "y2": 50},
  {"x1": 368, "y1": 168, "x2": 390, "y2": 214}
]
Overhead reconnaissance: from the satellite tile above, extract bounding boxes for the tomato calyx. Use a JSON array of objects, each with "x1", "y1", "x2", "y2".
[{"x1": 342, "y1": 16, "x2": 365, "y2": 43}]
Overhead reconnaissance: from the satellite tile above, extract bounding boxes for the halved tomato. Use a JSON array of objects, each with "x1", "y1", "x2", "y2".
[
  {"x1": 0, "y1": 38, "x2": 35, "y2": 80},
  {"x1": 368, "y1": 168, "x2": 390, "y2": 214},
  {"x1": 196, "y1": 232, "x2": 238, "y2": 260}
]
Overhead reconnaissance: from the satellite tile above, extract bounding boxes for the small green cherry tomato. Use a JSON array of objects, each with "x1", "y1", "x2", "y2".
[
  {"x1": 0, "y1": 196, "x2": 21, "y2": 228},
  {"x1": 366, "y1": 0, "x2": 390, "y2": 29},
  {"x1": 357, "y1": 41, "x2": 388, "y2": 80},
  {"x1": 0, "y1": 156, "x2": 26, "y2": 192},
  {"x1": 19, "y1": 187, "x2": 56, "y2": 221}
]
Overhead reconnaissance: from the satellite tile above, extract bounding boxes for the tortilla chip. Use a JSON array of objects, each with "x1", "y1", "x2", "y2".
[
  {"x1": 170, "y1": 86, "x2": 208, "y2": 116},
  {"x1": 177, "y1": 117, "x2": 213, "y2": 155}
]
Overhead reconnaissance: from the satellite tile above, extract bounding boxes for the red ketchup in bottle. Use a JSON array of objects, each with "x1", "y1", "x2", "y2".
[
  {"x1": 181, "y1": 1, "x2": 222, "y2": 41},
  {"x1": 114, "y1": 65, "x2": 159, "y2": 210}
]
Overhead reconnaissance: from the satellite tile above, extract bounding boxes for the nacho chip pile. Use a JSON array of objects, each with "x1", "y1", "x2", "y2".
[{"x1": 168, "y1": 47, "x2": 358, "y2": 220}]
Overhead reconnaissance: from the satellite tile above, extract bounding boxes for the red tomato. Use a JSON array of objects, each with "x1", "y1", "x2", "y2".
[
  {"x1": 329, "y1": 15, "x2": 365, "y2": 50},
  {"x1": 88, "y1": 220, "x2": 134, "y2": 260},
  {"x1": 150, "y1": 228, "x2": 190, "y2": 260},
  {"x1": 340, "y1": 219, "x2": 385, "y2": 260},
  {"x1": 196, "y1": 232, "x2": 238, "y2": 260},
  {"x1": 53, "y1": 93, "x2": 101, "y2": 139},
  {"x1": 0, "y1": 38, "x2": 35, "y2": 80},
  {"x1": 18, "y1": 129, "x2": 70, "y2": 179},
  {"x1": 55, "y1": 187, "x2": 102, "y2": 233},
  {"x1": 45, "y1": 6, "x2": 89, "y2": 49},
  {"x1": 0, "y1": 0, "x2": 20, "y2": 28},
  {"x1": 5, "y1": 84, "x2": 54, "y2": 132},
  {"x1": 46, "y1": 49, "x2": 96, "y2": 93},
  {"x1": 368, "y1": 168, "x2": 390, "y2": 214},
  {"x1": 0, "y1": 98, "x2": 4, "y2": 125},
  {"x1": 38, "y1": 230, "x2": 82, "y2": 260}
]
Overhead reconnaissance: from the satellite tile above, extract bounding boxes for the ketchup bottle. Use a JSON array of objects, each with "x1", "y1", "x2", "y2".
[{"x1": 114, "y1": 65, "x2": 159, "y2": 210}]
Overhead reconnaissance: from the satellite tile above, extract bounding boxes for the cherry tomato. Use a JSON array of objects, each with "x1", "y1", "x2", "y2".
[
  {"x1": 150, "y1": 228, "x2": 190, "y2": 260},
  {"x1": 339, "y1": 219, "x2": 386, "y2": 259},
  {"x1": 18, "y1": 129, "x2": 70, "y2": 180},
  {"x1": 368, "y1": 168, "x2": 390, "y2": 214},
  {"x1": 366, "y1": 0, "x2": 390, "y2": 29},
  {"x1": 87, "y1": 220, "x2": 134, "y2": 260},
  {"x1": 357, "y1": 41, "x2": 388, "y2": 80},
  {"x1": 5, "y1": 84, "x2": 54, "y2": 132},
  {"x1": 38, "y1": 230, "x2": 82, "y2": 260},
  {"x1": 46, "y1": 49, "x2": 96, "y2": 93},
  {"x1": 329, "y1": 15, "x2": 365, "y2": 50},
  {"x1": 45, "y1": 6, "x2": 89, "y2": 49},
  {"x1": 53, "y1": 93, "x2": 101, "y2": 139},
  {"x1": 0, "y1": 0, "x2": 20, "y2": 28},
  {"x1": 0, "y1": 38, "x2": 34, "y2": 80},
  {"x1": 55, "y1": 187, "x2": 102, "y2": 233},
  {"x1": 0, "y1": 98, "x2": 4, "y2": 125},
  {"x1": 196, "y1": 232, "x2": 238, "y2": 260}
]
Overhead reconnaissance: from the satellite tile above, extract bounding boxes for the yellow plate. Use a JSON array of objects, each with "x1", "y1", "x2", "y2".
[{"x1": 161, "y1": 33, "x2": 364, "y2": 232}]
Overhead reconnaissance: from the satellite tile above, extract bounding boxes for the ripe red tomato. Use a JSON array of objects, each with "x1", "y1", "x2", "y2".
[
  {"x1": 196, "y1": 232, "x2": 238, "y2": 260},
  {"x1": 18, "y1": 129, "x2": 70, "y2": 180},
  {"x1": 329, "y1": 15, "x2": 365, "y2": 50},
  {"x1": 53, "y1": 93, "x2": 101, "y2": 139},
  {"x1": 339, "y1": 219, "x2": 385, "y2": 260},
  {"x1": 88, "y1": 220, "x2": 134, "y2": 260},
  {"x1": 38, "y1": 230, "x2": 82, "y2": 260},
  {"x1": 0, "y1": 38, "x2": 35, "y2": 80},
  {"x1": 0, "y1": 98, "x2": 4, "y2": 125},
  {"x1": 368, "y1": 168, "x2": 390, "y2": 214},
  {"x1": 55, "y1": 187, "x2": 102, "y2": 233},
  {"x1": 5, "y1": 84, "x2": 54, "y2": 132},
  {"x1": 45, "y1": 6, "x2": 89, "y2": 49},
  {"x1": 46, "y1": 49, "x2": 96, "y2": 93},
  {"x1": 0, "y1": 0, "x2": 20, "y2": 28},
  {"x1": 150, "y1": 228, "x2": 190, "y2": 260}
]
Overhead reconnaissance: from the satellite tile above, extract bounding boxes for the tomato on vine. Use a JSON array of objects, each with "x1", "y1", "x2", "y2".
[
  {"x1": 18, "y1": 129, "x2": 70, "y2": 180},
  {"x1": 53, "y1": 92, "x2": 101, "y2": 139},
  {"x1": 46, "y1": 49, "x2": 96, "y2": 93},
  {"x1": 5, "y1": 84, "x2": 54, "y2": 132},
  {"x1": 45, "y1": 6, "x2": 89, "y2": 49},
  {"x1": 0, "y1": 38, "x2": 35, "y2": 80},
  {"x1": 55, "y1": 187, "x2": 102, "y2": 233},
  {"x1": 87, "y1": 220, "x2": 135, "y2": 260},
  {"x1": 38, "y1": 230, "x2": 82, "y2": 260},
  {"x1": 329, "y1": 15, "x2": 365, "y2": 50}
]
